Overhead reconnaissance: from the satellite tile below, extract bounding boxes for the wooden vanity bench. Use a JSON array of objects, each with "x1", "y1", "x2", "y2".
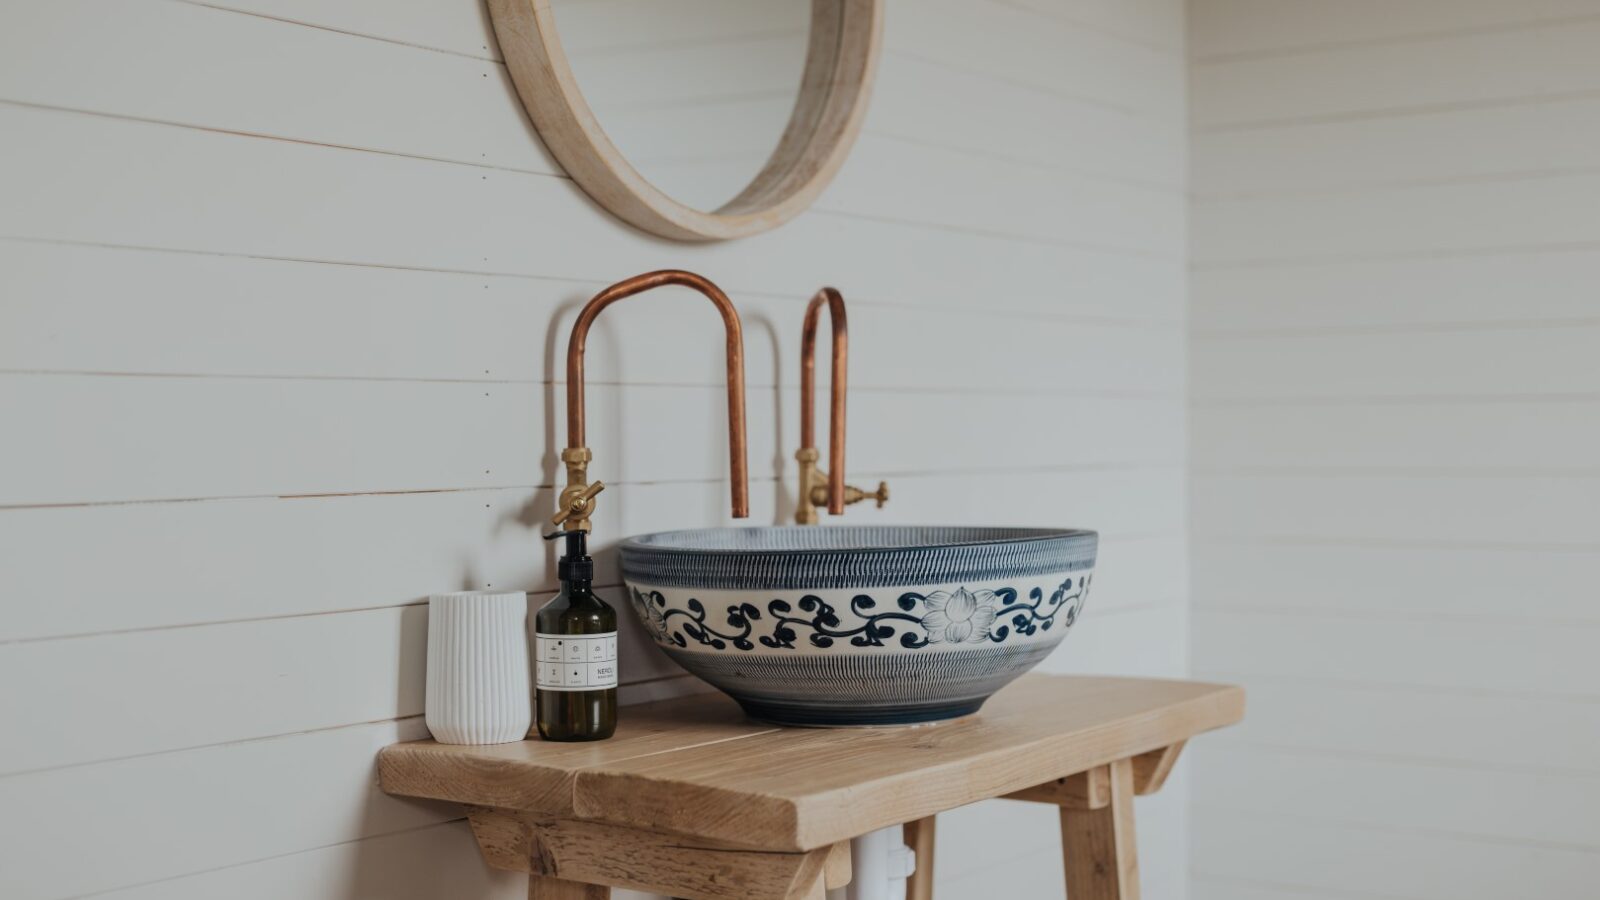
[{"x1": 378, "y1": 674, "x2": 1243, "y2": 899}]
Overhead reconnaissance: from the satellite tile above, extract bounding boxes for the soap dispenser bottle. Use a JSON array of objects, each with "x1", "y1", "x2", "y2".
[{"x1": 535, "y1": 530, "x2": 618, "y2": 741}]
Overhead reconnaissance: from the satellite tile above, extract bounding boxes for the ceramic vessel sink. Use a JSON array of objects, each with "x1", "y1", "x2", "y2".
[{"x1": 619, "y1": 525, "x2": 1096, "y2": 726}]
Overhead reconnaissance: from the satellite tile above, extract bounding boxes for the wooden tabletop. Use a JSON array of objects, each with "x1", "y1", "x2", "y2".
[{"x1": 379, "y1": 674, "x2": 1244, "y2": 851}]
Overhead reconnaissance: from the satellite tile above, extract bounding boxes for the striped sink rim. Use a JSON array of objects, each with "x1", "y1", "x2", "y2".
[{"x1": 618, "y1": 525, "x2": 1097, "y2": 590}]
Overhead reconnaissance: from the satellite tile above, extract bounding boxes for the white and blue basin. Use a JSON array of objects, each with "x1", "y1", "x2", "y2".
[{"x1": 618, "y1": 525, "x2": 1096, "y2": 726}]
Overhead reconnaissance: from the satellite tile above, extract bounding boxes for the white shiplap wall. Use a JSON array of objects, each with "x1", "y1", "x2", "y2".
[
  {"x1": 0, "y1": 1, "x2": 1189, "y2": 899},
  {"x1": 1189, "y1": 2, "x2": 1600, "y2": 898}
]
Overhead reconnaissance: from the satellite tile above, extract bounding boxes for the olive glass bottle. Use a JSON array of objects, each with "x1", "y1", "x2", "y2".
[{"x1": 535, "y1": 530, "x2": 618, "y2": 741}]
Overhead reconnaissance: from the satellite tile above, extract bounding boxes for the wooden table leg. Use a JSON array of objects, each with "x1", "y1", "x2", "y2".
[
  {"x1": 903, "y1": 815, "x2": 936, "y2": 900},
  {"x1": 529, "y1": 874, "x2": 609, "y2": 899},
  {"x1": 1059, "y1": 756, "x2": 1139, "y2": 900}
]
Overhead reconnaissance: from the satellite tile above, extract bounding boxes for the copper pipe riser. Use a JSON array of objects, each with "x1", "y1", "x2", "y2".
[{"x1": 559, "y1": 270, "x2": 749, "y2": 531}]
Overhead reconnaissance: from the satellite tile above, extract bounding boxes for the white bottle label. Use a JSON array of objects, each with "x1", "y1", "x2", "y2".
[{"x1": 535, "y1": 632, "x2": 618, "y2": 691}]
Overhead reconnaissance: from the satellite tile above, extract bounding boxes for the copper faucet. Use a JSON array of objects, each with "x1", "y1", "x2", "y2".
[
  {"x1": 552, "y1": 270, "x2": 749, "y2": 532},
  {"x1": 794, "y1": 287, "x2": 888, "y2": 525}
]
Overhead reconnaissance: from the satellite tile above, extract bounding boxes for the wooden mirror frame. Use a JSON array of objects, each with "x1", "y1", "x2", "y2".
[{"x1": 488, "y1": 0, "x2": 884, "y2": 242}]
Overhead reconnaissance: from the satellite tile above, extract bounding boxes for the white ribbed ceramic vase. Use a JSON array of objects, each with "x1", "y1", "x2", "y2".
[{"x1": 425, "y1": 591, "x2": 533, "y2": 745}]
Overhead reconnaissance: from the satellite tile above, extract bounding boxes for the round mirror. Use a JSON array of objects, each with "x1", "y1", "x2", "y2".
[{"x1": 488, "y1": 0, "x2": 883, "y2": 242}]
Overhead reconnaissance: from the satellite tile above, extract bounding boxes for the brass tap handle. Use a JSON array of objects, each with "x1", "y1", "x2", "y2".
[
  {"x1": 551, "y1": 480, "x2": 606, "y2": 528},
  {"x1": 846, "y1": 480, "x2": 890, "y2": 509},
  {"x1": 811, "y1": 480, "x2": 890, "y2": 511}
]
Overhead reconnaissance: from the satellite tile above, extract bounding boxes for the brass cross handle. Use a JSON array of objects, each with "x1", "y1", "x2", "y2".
[
  {"x1": 809, "y1": 479, "x2": 889, "y2": 510},
  {"x1": 551, "y1": 481, "x2": 606, "y2": 528},
  {"x1": 847, "y1": 480, "x2": 891, "y2": 509}
]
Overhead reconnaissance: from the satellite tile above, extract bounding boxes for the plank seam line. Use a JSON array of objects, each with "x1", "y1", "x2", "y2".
[
  {"x1": 1201, "y1": 739, "x2": 1600, "y2": 779},
  {"x1": 1194, "y1": 164, "x2": 1600, "y2": 203},
  {"x1": 1194, "y1": 465, "x2": 1600, "y2": 479},
  {"x1": 1189, "y1": 804, "x2": 1600, "y2": 856},
  {"x1": 0, "y1": 234, "x2": 1183, "y2": 331},
  {"x1": 0, "y1": 96, "x2": 559, "y2": 179},
  {"x1": 1196, "y1": 87, "x2": 1600, "y2": 134},
  {"x1": 865, "y1": 130, "x2": 1183, "y2": 194},
  {"x1": 1192, "y1": 534, "x2": 1600, "y2": 553},
  {"x1": 985, "y1": 0, "x2": 1180, "y2": 54},
  {"x1": 1193, "y1": 11, "x2": 1600, "y2": 66},
  {"x1": 810, "y1": 207, "x2": 1176, "y2": 259},
  {"x1": 1191, "y1": 670, "x2": 1600, "y2": 705},
  {"x1": 1189, "y1": 870, "x2": 1426, "y2": 900},
  {"x1": 1193, "y1": 391, "x2": 1600, "y2": 407},
  {"x1": 0, "y1": 463, "x2": 1186, "y2": 511},
  {"x1": 1193, "y1": 239, "x2": 1600, "y2": 271},
  {"x1": 0, "y1": 367, "x2": 1186, "y2": 393},
  {"x1": 170, "y1": 0, "x2": 497, "y2": 61},
  {"x1": 0, "y1": 712, "x2": 427, "y2": 780},
  {"x1": 1196, "y1": 604, "x2": 1600, "y2": 629},
  {"x1": 62, "y1": 816, "x2": 475, "y2": 900},
  {"x1": 1194, "y1": 316, "x2": 1600, "y2": 339},
  {"x1": 1, "y1": 673, "x2": 705, "y2": 779}
]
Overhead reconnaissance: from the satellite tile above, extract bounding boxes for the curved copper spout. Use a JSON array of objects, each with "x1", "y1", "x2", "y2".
[
  {"x1": 562, "y1": 270, "x2": 749, "y2": 527},
  {"x1": 800, "y1": 287, "x2": 847, "y2": 515}
]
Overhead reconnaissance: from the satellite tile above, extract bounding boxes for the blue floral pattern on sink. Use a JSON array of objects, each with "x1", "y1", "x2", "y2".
[{"x1": 630, "y1": 574, "x2": 1088, "y2": 652}]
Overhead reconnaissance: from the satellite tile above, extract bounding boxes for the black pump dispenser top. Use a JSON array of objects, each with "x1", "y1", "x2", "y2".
[{"x1": 544, "y1": 529, "x2": 594, "y2": 585}]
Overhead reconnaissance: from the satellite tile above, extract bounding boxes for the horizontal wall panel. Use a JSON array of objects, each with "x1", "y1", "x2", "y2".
[
  {"x1": 0, "y1": 365, "x2": 1178, "y2": 506},
  {"x1": 828, "y1": 136, "x2": 1185, "y2": 256},
  {"x1": 1194, "y1": 18, "x2": 1600, "y2": 128},
  {"x1": 1191, "y1": 249, "x2": 1600, "y2": 332},
  {"x1": 1191, "y1": 0, "x2": 1600, "y2": 60},
  {"x1": 0, "y1": 594, "x2": 690, "y2": 773},
  {"x1": 1192, "y1": 876, "x2": 1345, "y2": 900},
  {"x1": 0, "y1": 241, "x2": 1182, "y2": 385},
  {"x1": 0, "y1": 606, "x2": 429, "y2": 773},
  {"x1": 1192, "y1": 400, "x2": 1600, "y2": 472},
  {"x1": 1193, "y1": 325, "x2": 1600, "y2": 399},
  {"x1": 1195, "y1": 95, "x2": 1600, "y2": 197},
  {"x1": 0, "y1": 478, "x2": 1181, "y2": 643},
  {"x1": 0, "y1": 718, "x2": 454, "y2": 900},
  {"x1": 1194, "y1": 473, "x2": 1600, "y2": 546},
  {"x1": 1191, "y1": 743, "x2": 1600, "y2": 849},
  {"x1": 182, "y1": 0, "x2": 499, "y2": 60},
  {"x1": 1194, "y1": 809, "x2": 1600, "y2": 900},
  {"x1": 1003, "y1": 0, "x2": 1185, "y2": 49},
  {"x1": 92, "y1": 821, "x2": 528, "y2": 900},
  {"x1": 0, "y1": 103, "x2": 1178, "y2": 323},
  {"x1": 871, "y1": 53, "x2": 1186, "y2": 187},
  {"x1": 0, "y1": 0, "x2": 554, "y2": 174},
  {"x1": 899, "y1": 0, "x2": 1184, "y2": 119},
  {"x1": 1192, "y1": 540, "x2": 1600, "y2": 623},
  {"x1": 4, "y1": 0, "x2": 1183, "y2": 254},
  {"x1": 1038, "y1": 604, "x2": 1188, "y2": 679},
  {"x1": 1194, "y1": 174, "x2": 1600, "y2": 265},
  {"x1": 1205, "y1": 679, "x2": 1600, "y2": 773},
  {"x1": 0, "y1": 374, "x2": 542, "y2": 505},
  {"x1": 1192, "y1": 610, "x2": 1600, "y2": 697}
]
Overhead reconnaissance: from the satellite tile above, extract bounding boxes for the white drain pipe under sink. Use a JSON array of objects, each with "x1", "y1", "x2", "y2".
[{"x1": 830, "y1": 826, "x2": 916, "y2": 900}]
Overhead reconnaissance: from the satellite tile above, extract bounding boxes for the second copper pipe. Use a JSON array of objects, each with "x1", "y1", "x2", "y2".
[{"x1": 800, "y1": 287, "x2": 847, "y2": 515}]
